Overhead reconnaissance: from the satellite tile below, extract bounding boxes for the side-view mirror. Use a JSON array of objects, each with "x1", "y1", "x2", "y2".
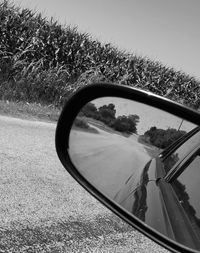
[{"x1": 55, "y1": 83, "x2": 200, "y2": 253}]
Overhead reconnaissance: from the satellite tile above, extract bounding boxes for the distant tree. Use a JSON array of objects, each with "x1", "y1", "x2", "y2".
[
  {"x1": 81, "y1": 102, "x2": 99, "y2": 119},
  {"x1": 144, "y1": 126, "x2": 186, "y2": 149},
  {"x1": 113, "y1": 116, "x2": 130, "y2": 132},
  {"x1": 113, "y1": 114, "x2": 139, "y2": 134},
  {"x1": 127, "y1": 114, "x2": 140, "y2": 133},
  {"x1": 80, "y1": 102, "x2": 140, "y2": 134},
  {"x1": 98, "y1": 103, "x2": 116, "y2": 126}
]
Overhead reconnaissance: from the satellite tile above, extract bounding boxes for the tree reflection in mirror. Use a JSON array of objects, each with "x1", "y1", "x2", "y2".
[{"x1": 68, "y1": 97, "x2": 200, "y2": 250}]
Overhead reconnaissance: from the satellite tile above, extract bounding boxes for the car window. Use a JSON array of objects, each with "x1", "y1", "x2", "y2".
[
  {"x1": 163, "y1": 130, "x2": 200, "y2": 174},
  {"x1": 171, "y1": 154, "x2": 200, "y2": 238}
]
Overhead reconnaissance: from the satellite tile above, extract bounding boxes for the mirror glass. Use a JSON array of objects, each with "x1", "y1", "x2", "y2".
[{"x1": 68, "y1": 97, "x2": 200, "y2": 250}]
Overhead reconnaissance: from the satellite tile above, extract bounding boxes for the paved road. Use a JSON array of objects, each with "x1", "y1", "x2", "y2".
[
  {"x1": 0, "y1": 115, "x2": 168, "y2": 252},
  {"x1": 69, "y1": 128, "x2": 151, "y2": 199}
]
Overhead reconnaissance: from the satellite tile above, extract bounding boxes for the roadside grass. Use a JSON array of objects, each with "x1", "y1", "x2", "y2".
[
  {"x1": 85, "y1": 117, "x2": 131, "y2": 137},
  {"x1": 72, "y1": 117, "x2": 99, "y2": 134},
  {"x1": 0, "y1": 100, "x2": 61, "y2": 122}
]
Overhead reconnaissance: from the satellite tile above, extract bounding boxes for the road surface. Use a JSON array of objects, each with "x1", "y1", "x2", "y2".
[
  {"x1": 69, "y1": 127, "x2": 151, "y2": 199},
  {"x1": 0, "y1": 115, "x2": 168, "y2": 252}
]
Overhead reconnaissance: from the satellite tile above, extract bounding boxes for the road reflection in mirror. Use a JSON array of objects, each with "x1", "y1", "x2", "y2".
[{"x1": 68, "y1": 97, "x2": 200, "y2": 250}]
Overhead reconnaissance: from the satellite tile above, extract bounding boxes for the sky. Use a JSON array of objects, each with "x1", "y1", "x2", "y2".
[
  {"x1": 93, "y1": 97, "x2": 196, "y2": 134},
  {"x1": 13, "y1": 0, "x2": 200, "y2": 80}
]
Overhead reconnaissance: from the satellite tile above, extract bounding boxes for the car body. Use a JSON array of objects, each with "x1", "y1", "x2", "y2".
[{"x1": 114, "y1": 126, "x2": 200, "y2": 250}]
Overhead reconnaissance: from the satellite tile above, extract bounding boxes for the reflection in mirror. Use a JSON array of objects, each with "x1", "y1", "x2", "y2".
[{"x1": 69, "y1": 97, "x2": 200, "y2": 250}]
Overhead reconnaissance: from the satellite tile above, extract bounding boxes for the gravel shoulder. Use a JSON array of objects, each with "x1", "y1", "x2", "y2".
[{"x1": 0, "y1": 114, "x2": 169, "y2": 252}]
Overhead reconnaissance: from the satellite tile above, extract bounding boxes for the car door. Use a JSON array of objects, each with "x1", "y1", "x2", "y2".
[
  {"x1": 155, "y1": 129, "x2": 200, "y2": 249},
  {"x1": 114, "y1": 128, "x2": 200, "y2": 249}
]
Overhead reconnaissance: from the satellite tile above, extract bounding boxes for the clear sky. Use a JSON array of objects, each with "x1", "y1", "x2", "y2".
[{"x1": 13, "y1": 0, "x2": 200, "y2": 80}]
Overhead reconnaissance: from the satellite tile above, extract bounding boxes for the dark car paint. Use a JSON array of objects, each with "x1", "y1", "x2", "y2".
[{"x1": 114, "y1": 129, "x2": 200, "y2": 250}]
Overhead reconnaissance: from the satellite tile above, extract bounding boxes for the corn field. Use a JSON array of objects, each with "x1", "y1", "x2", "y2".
[{"x1": 0, "y1": 1, "x2": 200, "y2": 108}]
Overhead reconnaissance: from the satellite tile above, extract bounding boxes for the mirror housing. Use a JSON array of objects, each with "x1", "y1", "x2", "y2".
[{"x1": 56, "y1": 83, "x2": 200, "y2": 253}]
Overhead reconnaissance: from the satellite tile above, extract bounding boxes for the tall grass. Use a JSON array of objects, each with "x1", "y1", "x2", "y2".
[{"x1": 0, "y1": 1, "x2": 200, "y2": 108}]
